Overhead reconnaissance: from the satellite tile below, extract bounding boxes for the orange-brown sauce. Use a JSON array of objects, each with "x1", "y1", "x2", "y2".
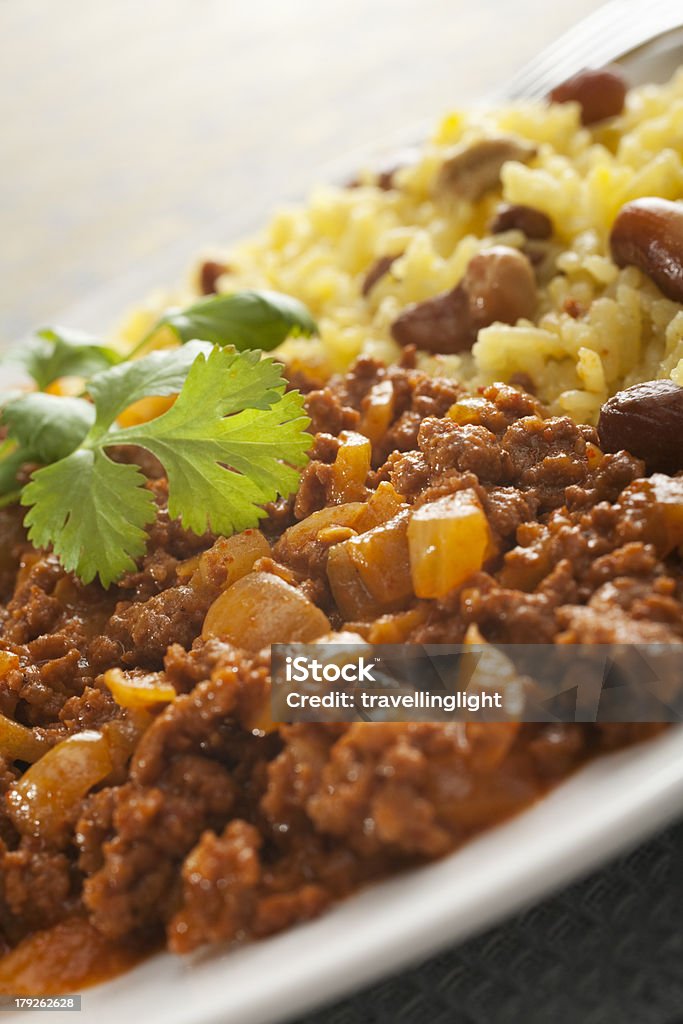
[{"x1": 0, "y1": 918, "x2": 152, "y2": 995}]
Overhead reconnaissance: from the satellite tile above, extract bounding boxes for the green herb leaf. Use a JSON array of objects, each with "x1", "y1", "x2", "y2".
[
  {"x1": 19, "y1": 346, "x2": 311, "y2": 586},
  {"x1": 156, "y1": 290, "x2": 318, "y2": 350},
  {"x1": 0, "y1": 392, "x2": 95, "y2": 499},
  {"x1": 107, "y1": 347, "x2": 310, "y2": 536},
  {"x1": 2, "y1": 393, "x2": 95, "y2": 464},
  {"x1": 86, "y1": 340, "x2": 213, "y2": 435},
  {"x1": 22, "y1": 449, "x2": 156, "y2": 587},
  {"x1": 0, "y1": 447, "x2": 29, "y2": 499},
  {"x1": 3, "y1": 327, "x2": 122, "y2": 390}
]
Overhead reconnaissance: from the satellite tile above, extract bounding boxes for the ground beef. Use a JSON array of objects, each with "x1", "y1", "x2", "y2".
[
  {"x1": 420, "y1": 419, "x2": 506, "y2": 481},
  {"x1": 2, "y1": 557, "x2": 72, "y2": 646},
  {"x1": 557, "y1": 572, "x2": 683, "y2": 643},
  {"x1": 82, "y1": 758, "x2": 237, "y2": 939},
  {"x1": 169, "y1": 820, "x2": 264, "y2": 950},
  {"x1": 168, "y1": 820, "x2": 329, "y2": 953},
  {"x1": 481, "y1": 486, "x2": 538, "y2": 541},
  {"x1": 302, "y1": 722, "x2": 533, "y2": 856},
  {"x1": 0, "y1": 635, "x2": 95, "y2": 727},
  {"x1": 58, "y1": 687, "x2": 120, "y2": 733},
  {"x1": 304, "y1": 388, "x2": 359, "y2": 436},
  {"x1": 0, "y1": 355, "x2": 677, "y2": 983},
  {"x1": 104, "y1": 585, "x2": 212, "y2": 669},
  {"x1": 384, "y1": 449, "x2": 431, "y2": 497},
  {"x1": 2, "y1": 840, "x2": 75, "y2": 939},
  {"x1": 78, "y1": 647, "x2": 276, "y2": 941}
]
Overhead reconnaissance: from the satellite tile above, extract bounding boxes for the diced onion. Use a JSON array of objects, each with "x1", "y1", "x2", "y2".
[
  {"x1": 202, "y1": 571, "x2": 331, "y2": 652},
  {"x1": 648, "y1": 474, "x2": 683, "y2": 554},
  {"x1": 274, "y1": 503, "x2": 366, "y2": 563},
  {"x1": 447, "y1": 397, "x2": 489, "y2": 426},
  {"x1": 0, "y1": 650, "x2": 20, "y2": 679},
  {"x1": 101, "y1": 711, "x2": 152, "y2": 776},
  {"x1": 329, "y1": 431, "x2": 372, "y2": 503},
  {"x1": 408, "y1": 490, "x2": 492, "y2": 598},
  {"x1": 0, "y1": 713, "x2": 49, "y2": 763},
  {"x1": 7, "y1": 731, "x2": 113, "y2": 841},
  {"x1": 359, "y1": 380, "x2": 395, "y2": 445},
  {"x1": 104, "y1": 669, "x2": 177, "y2": 709},
  {"x1": 354, "y1": 481, "x2": 406, "y2": 532},
  {"x1": 183, "y1": 529, "x2": 271, "y2": 593},
  {"x1": 327, "y1": 511, "x2": 413, "y2": 619}
]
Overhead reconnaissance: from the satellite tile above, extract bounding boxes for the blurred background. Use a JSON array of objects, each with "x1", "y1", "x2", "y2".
[{"x1": 1, "y1": 0, "x2": 602, "y2": 342}]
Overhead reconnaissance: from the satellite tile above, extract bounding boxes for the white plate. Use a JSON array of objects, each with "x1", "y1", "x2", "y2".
[{"x1": 32, "y1": 726, "x2": 683, "y2": 1024}]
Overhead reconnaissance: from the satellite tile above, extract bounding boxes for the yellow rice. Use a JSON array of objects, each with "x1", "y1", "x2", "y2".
[{"x1": 118, "y1": 68, "x2": 683, "y2": 424}]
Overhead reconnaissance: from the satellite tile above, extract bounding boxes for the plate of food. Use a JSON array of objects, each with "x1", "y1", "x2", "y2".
[{"x1": 2, "y1": 3, "x2": 683, "y2": 1022}]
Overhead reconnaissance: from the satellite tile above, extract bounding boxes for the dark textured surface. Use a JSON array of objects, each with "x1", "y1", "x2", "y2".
[{"x1": 293, "y1": 821, "x2": 683, "y2": 1024}]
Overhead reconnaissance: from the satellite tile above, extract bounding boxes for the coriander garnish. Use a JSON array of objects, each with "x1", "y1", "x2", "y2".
[
  {"x1": 0, "y1": 290, "x2": 318, "y2": 586},
  {"x1": 3, "y1": 289, "x2": 318, "y2": 390}
]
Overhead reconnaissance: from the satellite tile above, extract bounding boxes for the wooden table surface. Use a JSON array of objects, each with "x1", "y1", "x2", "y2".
[{"x1": 1, "y1": 0, "x2": 604, "y2": 342}]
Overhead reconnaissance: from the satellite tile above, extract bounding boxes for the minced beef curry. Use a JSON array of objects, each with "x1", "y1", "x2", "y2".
[{"x1": 0, "y1": 351, "x2": 680, "y2": 993}]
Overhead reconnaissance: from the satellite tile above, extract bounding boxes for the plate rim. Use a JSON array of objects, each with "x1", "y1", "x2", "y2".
[{"x1": 46, "y1": 725, "x2": 683, "y2": 1024}]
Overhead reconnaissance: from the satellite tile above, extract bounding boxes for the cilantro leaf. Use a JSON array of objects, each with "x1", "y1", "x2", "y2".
[
  {"x1": 19, "y1": 345, "x2": 311, "y2": 586},
  {"x1": 2, "y1": 393, "x2": 95, "y2": 464},
  {"x1": 156, "y1": 290, "x2": 318, "y2": 350},
  {"x1": 106, "y1": 347, "x2": 310, "y2": 537},
  {"x1": 0, "y1": 448, "x2": 29, "y2": 500},
  {"x1": 2, "y1": 327, "x2": 122, "y2": 390},
  {"x1": 87, "y1": 340, "x2": 213, "y2": 434},
  {"x1": 22, "y1": 449, "x2": 156, "y2": 587},
  {"x1": 0, "y1": 393, "x2": 95, "y2": 499}
]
